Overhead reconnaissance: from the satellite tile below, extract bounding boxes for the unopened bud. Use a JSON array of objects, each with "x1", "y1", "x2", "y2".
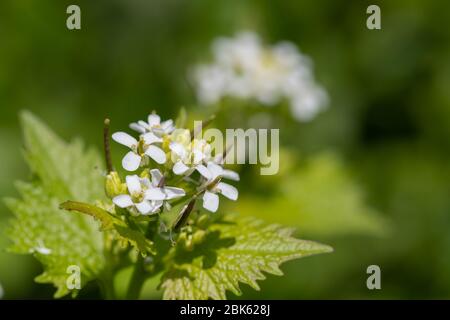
[
  {"x1": 105, "y1": 171, "x2": 127, "y2": 198},
  {"x1": 192, "y1": 230, "x2": 206, "y2": 245},
  {"x1": 185, "y1": 235, "x2": 194, "y2": 251}
]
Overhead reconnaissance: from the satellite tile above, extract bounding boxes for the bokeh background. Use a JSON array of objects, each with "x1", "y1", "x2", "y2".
[{"x1": 1, "y1": 0, "x2": 450, "y2": 299}]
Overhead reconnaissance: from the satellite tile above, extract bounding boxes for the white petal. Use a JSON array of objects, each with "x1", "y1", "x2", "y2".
[
  {"x1": 145, "y1": 145, "x2": 166, "y2": 164},
  {"x1": 161, "y1": 119, "x2": 174, "y2": 132},
  {"x1": 126, "y1": 175, "x2": 142, "y2": 195},
  {"x1": 207, "y1": 162, "x2": 223, "y2": 180},
  {"x1": 173, "y1": 160, "x2": 190, "y2": 175},
  {"x1": 129, "y1": 123, "x2": 146, "y2": 134},
  {"x1": 196, "y1": 164, "x2": 211, "y2": 180},
  {"x1": 169, "y1": 142, "x2": 187, "y2": 158},
  {"x1": 142, "y1": 132, "x2": 162, "y2": 145},
  {"x1": 135, "y1": 201, "x2": 153, "y2": 215},
  {"x1": 214, "y1": 154, "x2": 224, "y2": 165},
  {"x1": 36, "y1": 246, "x2": 52, "y2": 255},
  {"x1": 138, "y1": 120, "x2": 150, "y2": 129},
  {"x1": 222, "y1": 169, "x2": 240, "y2": 181},
  {"x1": 193, "y1": 150, "x2": 205, "y2": 164},
  {"x1": 140, "y1": 177, "x2": 151, "y2": 189},
  {"x1": 152, "y1": 127, "x2": 165, "y2": 137},
  {"x1": 122, "y1": 151, "x2": 141, "y2": 171},
  {"x1": 163, "y1": 187, "x2": 186, "y2": 200},
  {"x1": 152, "y1": 200, "x2": 164, "y2": 212},
  {"x1": 113, "y1": 194, "x2": 134, "y2": 208},
  {"x1": 203, "y1": 191, "x2": 219, "y2": 213},
  {"x1": 144, "y1": 188, "x2": 166, "y2": 200},
  {"x1": 148, "y1": 114, "x2": 161, "y2": 127},
  {"x1": 112, "y1": 132, "x2": 138, "y2": 149},
  {"x1": 150, "y1": 169, "x2": 163, "y2": 186},
  {"x1": 217, "y1": 182, "x2": 238, "y2": 200}
]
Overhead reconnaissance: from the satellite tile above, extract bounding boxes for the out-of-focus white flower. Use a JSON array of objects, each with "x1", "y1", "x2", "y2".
[
  {"x1": 191, "y1": 31, "x2": 328, "y2": 121},
  {"x1": 130, "y1": 113, "x2": 175, "y2": 137},
  {"x1": 112, "y1": 131, "x2": 166, "y2": 171},
  {"x1": 113, "y1": 174, "x2": 185, "y2": 215},
  {"x1": 30, "y1": 239, "x2": 51, "y2": 255},
  {"x1": 198, "y1": 162, "x2": 239, "y2": 213}
]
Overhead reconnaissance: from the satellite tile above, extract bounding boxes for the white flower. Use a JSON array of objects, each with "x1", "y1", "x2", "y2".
[
  {"x1": 113, "y1": 173, "x2": 185, "y2": 215},
  {"x1": 130, "y1": 113, "x2": 175, "y2": 137},
  {"x1": 30, "y1": 239, "x2": 51, "y2": 255},
  {"x1": 169, "y1": 132, "x2": 213, "y2": 177},
  {"x1": 198, "y1": 162, "x2": 239, "y2": 213},
  {"x1": 148, "y1": 168, "x2": 186, "y2": 200},
  {"x1": 112, "y1": 131, "x2": 166, "y2": 171},
  {"x1": 191, "y1": 31, "x2": 328, "y2": 122}
]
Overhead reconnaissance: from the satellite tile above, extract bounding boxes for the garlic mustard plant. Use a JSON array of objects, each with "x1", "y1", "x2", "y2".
[{"x1": 7, "y1": 111, "x2": 332, "y2": 300}]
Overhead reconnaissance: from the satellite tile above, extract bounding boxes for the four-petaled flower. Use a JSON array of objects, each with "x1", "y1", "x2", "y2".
[
  {"x1": 130, "y1": 113, "x2": 175, "y2": 137},
  {"x1": 170, "y1": 136, "x2": 212, "y2": 177},
  {"x1": 198, "y1": 162, "x2": 239, "y2": 213},
  {"x1": 113, "y1": 172, "x2": 185, "y2": 215},
  {"x1": 112, "y1": 131, "x2": 166, "y2": 171},
  {"x1": 112, "y1": 112, "x2": 240, "y2": 217}
]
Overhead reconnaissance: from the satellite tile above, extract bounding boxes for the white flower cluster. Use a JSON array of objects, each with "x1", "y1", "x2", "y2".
[
  {"x1": 192, "y1": 31, "x2": 328, "y2": 121},
  {"x1": 110, "y1": 113, "x2": 239, "y2": 215}
]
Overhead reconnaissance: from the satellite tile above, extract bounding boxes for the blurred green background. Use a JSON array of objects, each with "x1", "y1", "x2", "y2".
[{"x1": 1, "y1": 0, "x2": 450, "y2": 299}]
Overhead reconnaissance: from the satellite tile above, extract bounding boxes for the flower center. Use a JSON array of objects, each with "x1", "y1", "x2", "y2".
[{"x1": 131, "y1": 192, "x2": 144, "y2": 203}]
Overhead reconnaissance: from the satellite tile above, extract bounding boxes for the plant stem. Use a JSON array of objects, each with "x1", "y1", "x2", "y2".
[
  {"x1": 103, "y1": 118, "x2": 113, "y2": 173},
  {"x1": 101, "y1": 234, "x2": 116, "y2": 299},
  {"x1": 172, "y1": 198, "x2": 197, "y2": 231},
  {"x1": 126, "y1": 254, "x2": 146, "y2": 299},
  {"x1": 100, "y1": 274, "x2": 116, "y2": 300},
  {"x1": 126, "y1": 220, "x2": 158, "y2": 299}
]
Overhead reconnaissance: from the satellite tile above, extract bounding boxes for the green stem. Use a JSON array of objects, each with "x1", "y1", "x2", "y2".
[
  {"x1": 126, "y1": 219, "x2": 159, "y2": 299},
  {"x1": 101, "y1": 234, "x2": 116, "y2": 299},
  {"x1": 126, "y1": 254, "x2": 146, "y2": 299},
  {"x1": 100, "y1": 274, "x2": 116, "y2": 300}
]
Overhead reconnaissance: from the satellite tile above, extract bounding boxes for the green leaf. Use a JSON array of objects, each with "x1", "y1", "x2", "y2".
[
  {"x1": 5, "y1": 111, "x2": 106, "y2": 298},
  {"x1": 160, "y1": 216, "x2": 332, "y2": 300},
  {"x1": 60, "y1": 201, "x2": 118, "y2": 231},
  {"x1": 236, "y1": 152, "x2": 389, "y2": 236},
  {"x1": 114, "y1": 225, "x2": 156, "y2": 256},
  {"x1": 59, "y1": 201, "x2": 156, "y2": 256}
]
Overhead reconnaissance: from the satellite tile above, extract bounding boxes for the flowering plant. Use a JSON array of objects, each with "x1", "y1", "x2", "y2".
[{"x1": 6, "y1": 111, "x2": 332, "y2": 299}]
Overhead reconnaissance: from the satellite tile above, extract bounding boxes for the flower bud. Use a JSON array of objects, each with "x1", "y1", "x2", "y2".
[
  {"x1": 192, "y1": 230, "x2": 206, "y2": 245},
  {"x1": 185, "y1": 235, "x2": 194, "y2": 251},
  {"x1": 105, "y1": 171, "x2": 127, "y2": 198}
]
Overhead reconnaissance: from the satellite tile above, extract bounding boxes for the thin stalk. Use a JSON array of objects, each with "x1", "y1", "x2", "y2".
[
  {"x1": 190, "y1": 114, "x2": 216, "y2": 138},
  {"x1": 100, "y1": 234, "x2": 116, "y2": 299},
  {"x1": 172, "y1": 198, "x2": 197, "y2": 231},
  {"x1": 103, "y1": 118, "x2": 113, "y2": 173},
  {"x1": 126, "y1": 220, "x2": 158, "y2": 299},
  {"x1": 126, "y1": 254, "x2": 146, "y2": 300}
]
